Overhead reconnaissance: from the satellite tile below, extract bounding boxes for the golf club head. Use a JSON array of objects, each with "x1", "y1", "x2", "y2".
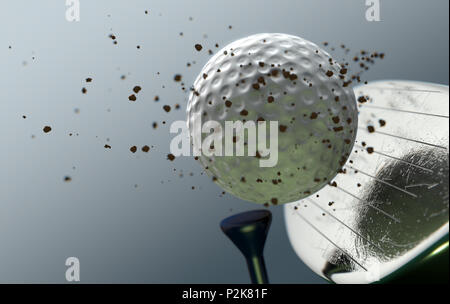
[{"x1": 284, "y1": 80, "x2": 449, "y2": 284}]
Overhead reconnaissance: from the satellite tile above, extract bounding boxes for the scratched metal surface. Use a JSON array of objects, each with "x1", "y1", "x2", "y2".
[{"x1": 284, "y1": 80, "x2": 449, "y2": 283}]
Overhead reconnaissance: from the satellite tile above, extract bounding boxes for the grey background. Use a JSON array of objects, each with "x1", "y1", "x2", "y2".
[{"x1": 0, "y1": 0, "x2": 448, "y2": 283}]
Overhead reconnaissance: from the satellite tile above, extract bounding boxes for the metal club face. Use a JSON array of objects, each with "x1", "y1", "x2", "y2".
[{"x1": 284, "y1": 80, "x2": 449, "y2": 284}]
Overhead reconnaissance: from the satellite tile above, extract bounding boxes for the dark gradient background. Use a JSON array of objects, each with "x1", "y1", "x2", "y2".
[{"x1": 0, "y1": 0, "x2": 448, "y2": 283}]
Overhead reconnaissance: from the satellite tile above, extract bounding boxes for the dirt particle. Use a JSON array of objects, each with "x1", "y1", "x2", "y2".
[
  {"x1": 130, "y1": 146, "x2": 137, "y2": 153},
  {"x1": 240, "y1": 109, "x2": 248, "y2": 116},
  {"x1": 167, "y1": 154, "x2": 176, "y2": 161},
  {"x1": 43, "y1": 126, "x2": 52, "y2": 133},
  {"x1": 194, "y1": 44, "x2": 203, "y2": 51},
  {"x1": 358, "y1": 96, "x2": 367, "y2": 103},
  {"x1": 279, "y1": 125, "x2": 288, "y2": 132}
]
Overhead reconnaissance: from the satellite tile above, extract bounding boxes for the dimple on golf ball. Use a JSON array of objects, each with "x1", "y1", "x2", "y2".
[{"x1": 187, "y1": 33, "x2": 358, "y2": 205}]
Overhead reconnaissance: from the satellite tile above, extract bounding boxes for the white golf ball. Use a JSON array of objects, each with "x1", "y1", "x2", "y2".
[{"x1": 187, "y1": 33, "x2": 358, "y2": 205}]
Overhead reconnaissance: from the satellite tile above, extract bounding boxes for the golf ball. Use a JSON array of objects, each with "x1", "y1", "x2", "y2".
[{"x1": 187, "y1": 33, "x2": 358, "y2": 205}]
